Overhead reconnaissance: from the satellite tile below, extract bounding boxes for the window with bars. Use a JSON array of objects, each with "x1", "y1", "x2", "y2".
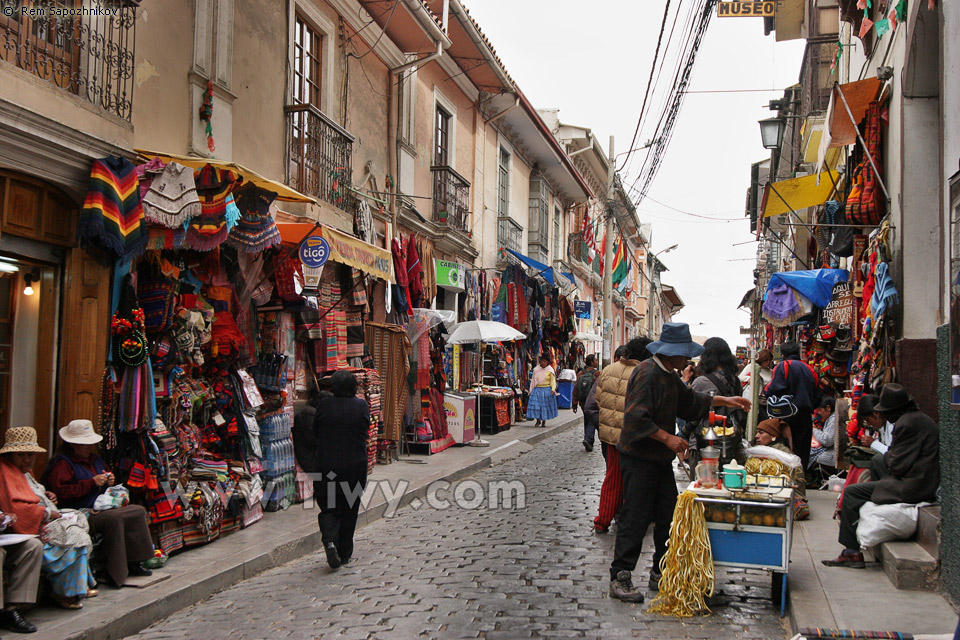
[
  {"x1": 553, "y1": 207, "x2": 561, "y2": 261},
  {"x1": 498, "y1": 147, "x2": 511, "y2": 218},
  {"x1": 435, "y1": 105, "x2": 451, "y2": 166},
  {"x1": 293, "y1": 14, "x2": 322, "y2": 107},
  {"x1": 498, "y1": 216, "x2": 522, "y2": 254}
]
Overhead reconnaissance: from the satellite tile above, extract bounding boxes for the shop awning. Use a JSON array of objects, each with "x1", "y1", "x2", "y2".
[
  {"x1": 762, "y1": 171, "x2": 839, "y2": 218},
  {"x1": 134, "y1": 149, "x2": 317, "y2": 204},
  {"x1": 764, "y1": 268, "x2": 848, "y2": 308},
  {"x1": 571, "y1": 332, "x2": 603, "y2": 343},
  {"x1": 276, "y1": 222, "x2": 394, "y2": 283},
  {"x1": 505, "y1": 248, "x2": 575, "y2": 288},
  {"x1": 815, "y1": 77, "x2": 882, "y2": 173}
]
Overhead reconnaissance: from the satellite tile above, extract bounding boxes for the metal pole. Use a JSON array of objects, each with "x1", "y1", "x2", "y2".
[
  {"x1": 835, "y1": 84, "x2": 890, "y2": 203},
  {"x1": 603, "y1": 136, "x2": 615, "y2": 366}
]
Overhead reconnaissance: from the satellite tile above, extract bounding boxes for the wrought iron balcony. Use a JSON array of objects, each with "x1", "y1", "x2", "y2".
[
  {"x1": 431, "y1": 164, "x2": 470, "y2": 234},
  {"x1": 285, "y1": 103, "x2": 354, "y2": 211},
  {"x1": 0, "y1": 0, "x2": 138, "y2": 120},
  {"x1": 497, "y1": 216, "x2": 522, "y2": 255},
  {"x1": 568, "y1": 233, "x2": 589, "y2": 264}
]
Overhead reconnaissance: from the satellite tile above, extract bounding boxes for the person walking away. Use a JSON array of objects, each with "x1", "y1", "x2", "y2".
[
  {"x1": 313, "y1": 371, "x2": 371, "y2": 569},
  {"x1": 739, "y1": 349, "x2": 774, "y2": 421},
  {"x1": 572, "y1": 354, "x2": 600, "y2": 451},
  {"x1": 526, "y1": 355, "x2": 558, "y2": 427},
  {"x1": 685, "y1": 337, "x2": 747, "y2": 466},
  {"x1": 823, "y1": 384, "x2": 939, "y2": 568},
  {"x1": 763, "y1": 342, "x2": 821, "y2": 471},
  {"x1": 609, "y1": 323, "x2": 751, "y2": 603},
  {"x1": 592, "y1": 338, "x2": 651, "y2": 533}
]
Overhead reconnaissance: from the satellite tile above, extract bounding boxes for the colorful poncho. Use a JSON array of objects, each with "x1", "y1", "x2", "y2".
[
  {"x1": 79, "y1": 156, "x2": 146, "y2": 263},
  {"x1": 226, "y1": 183, "x2": 281, "y2": 252},
  {"x1": 186, "y1": 165, "x2": 238, "y2": 251}
]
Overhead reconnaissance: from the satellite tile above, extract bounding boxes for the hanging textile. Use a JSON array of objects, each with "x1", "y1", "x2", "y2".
[
  {"x1": 364, "y1": 322, "x2": 411, "y2": 441},
  {"x1": 345, "y1": 309, "x2": 365, "y2": 358},
  {"x1": 406, "y1": 236, "x2": 424, "y2": 308},
  {"x1": 187, "y1": 165, "x2": 238, "y2": 251},
  {"x1": 79, "y1": 156, "x2": 147, "y2": 263},
  {"x1": 226, "y1": 183, "x2": 282, "y2": 253},
  {"x1": 417, "y1": 238, "x2": 437, "y2": 307}
]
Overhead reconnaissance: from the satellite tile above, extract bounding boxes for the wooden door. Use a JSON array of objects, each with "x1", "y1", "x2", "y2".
[{"x1": 57, "y1": 249, "x2": 111, "y2": 439}]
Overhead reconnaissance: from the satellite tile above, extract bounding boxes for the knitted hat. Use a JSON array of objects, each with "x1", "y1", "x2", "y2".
[
  {"x1": 226, "y1": 183, "x2": 281, "y2": 253},
  {"x1": 0, "y1": 426, "x2": 47, "y2": 454},
  {"x1": 142, "y1": 162, "x2": 202, "y2": 228}
]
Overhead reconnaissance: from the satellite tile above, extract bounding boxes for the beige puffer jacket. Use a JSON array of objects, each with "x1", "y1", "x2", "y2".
[{"x1": 596, "y1": 358, "x2": 640, "y2": 446}]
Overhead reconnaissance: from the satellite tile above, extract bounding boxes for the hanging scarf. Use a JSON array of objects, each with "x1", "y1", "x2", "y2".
[
  {"x1": 406, "y1": 235, "x2": 424, "y2": 308},
  {"x1": 0, "y1": 459, "x2": 45, "y2": 535}
]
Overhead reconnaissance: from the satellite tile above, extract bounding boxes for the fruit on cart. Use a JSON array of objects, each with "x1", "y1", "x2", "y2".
[
  {"x1": 777, "y1": 515, "x2": 786, "y2": 527},
  {"x1": 724, "y1": 511, "x2": 736, "y2": 524},
  {"x1": 763, "y1": 514, "x2": 776, "y2": 527}
]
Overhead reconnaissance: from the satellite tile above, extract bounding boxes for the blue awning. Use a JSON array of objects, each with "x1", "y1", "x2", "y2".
[
  {"x1": 506, "y1": 248, "x2": 556, "y2": 285},
  {"x1": 764, "y1": 268, "x2": 849, "y2": 308}
]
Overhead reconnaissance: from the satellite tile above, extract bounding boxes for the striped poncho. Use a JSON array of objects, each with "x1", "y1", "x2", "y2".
[{"x1": 79, "y1": 156, "x2": 146, "y2": 263}]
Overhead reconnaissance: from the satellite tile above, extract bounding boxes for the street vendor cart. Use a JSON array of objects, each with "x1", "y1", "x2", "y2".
[{"x1": 689, "y1": 480, "x2": 794, "y2": 617}]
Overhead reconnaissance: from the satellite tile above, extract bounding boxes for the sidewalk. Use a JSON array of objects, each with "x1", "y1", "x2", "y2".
[
  {"x1": 787, "y1": 490, "x2": 958, "y2": 638},
  {"x1": 31, "y1": 410, "x2": 585, "y2": 640}
]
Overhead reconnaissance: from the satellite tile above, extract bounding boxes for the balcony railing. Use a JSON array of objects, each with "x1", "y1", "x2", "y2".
[
  {"x1": 0, "y1": 0, "x2": 138, "y2": 120},
  {"x1": 568, "y1": 233, "x2": 589, "y2": 264},
  {"x1": 497, "y1": 216, "x2": 522, "y2": 255},
  {"x1": 285, "y1": 103, "x2": 354, "y2": 211},
  {"x1": 431, "y1": 164, "x2": 470, "y2": 234}
]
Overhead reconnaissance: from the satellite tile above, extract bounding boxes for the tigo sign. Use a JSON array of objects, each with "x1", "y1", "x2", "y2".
[
  {"x1": 299, "y1": 235, "x2": 330, "y2": 269},
  {"x1": 717, "y1": 1, "x2": 775, "y2": 17}
]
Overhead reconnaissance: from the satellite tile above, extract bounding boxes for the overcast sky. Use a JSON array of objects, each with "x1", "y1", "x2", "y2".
[{"x1": 466, "y1": 0, "x2": 806, "y2": 349}]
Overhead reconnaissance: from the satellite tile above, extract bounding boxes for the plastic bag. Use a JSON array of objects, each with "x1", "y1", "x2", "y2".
[
  {"x1": 93, "y1": 484, "x2": 131, "y2": 511},
  {"x1": 856, "y1": 501, "x2": 932, "y2": 548},
  {"x1": 744, "y1": 445, "x2": 802, "y2": 469}
]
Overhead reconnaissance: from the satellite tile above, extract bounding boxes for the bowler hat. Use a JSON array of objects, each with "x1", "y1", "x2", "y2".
[
  {"x1": 873, "y1": 383, "x2": 914, "y2": 413},
  {"x1": 646, "y1": 323, "x2": 705, "y2": 359}
]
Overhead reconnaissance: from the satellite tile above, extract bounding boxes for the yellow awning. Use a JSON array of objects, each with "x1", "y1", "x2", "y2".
[
  {"x1": 762, "y1": 171, "x2": 839, "y2": 218},
  {"x1": 319, "y1": 225, "x2": 394, "y2": 283},
  {"x1": 134, "y1": 149, "x2": 317, "y2": 204}
]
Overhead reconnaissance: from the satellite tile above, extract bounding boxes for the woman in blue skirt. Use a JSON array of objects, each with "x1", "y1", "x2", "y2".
[{"x1": 527, "y1": 354, "x2": 559, "y2": 427}]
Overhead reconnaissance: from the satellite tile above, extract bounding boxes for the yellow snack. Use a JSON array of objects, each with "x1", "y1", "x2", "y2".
[{"x1": 648, "y1": 491, "x2": 715, "y2": 618}]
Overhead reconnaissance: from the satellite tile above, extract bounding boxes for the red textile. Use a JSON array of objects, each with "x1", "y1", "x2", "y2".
[
  {"x1": 428, "y1": 387, "x2": 449, "y2": 439},
  {"x1": 594, "y1": 448, "x2": 623, "y2": 530},
  {"x1": 0, "y1": 459, "x2": 46, "y2": 535},
  {"x1": 406, "y1": 235, "x2": 424, "y2": 308}
]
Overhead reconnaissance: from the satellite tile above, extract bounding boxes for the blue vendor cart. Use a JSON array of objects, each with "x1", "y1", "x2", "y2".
[{"x1": 690, "y1": 483, "x2": 794, "y2": 617}]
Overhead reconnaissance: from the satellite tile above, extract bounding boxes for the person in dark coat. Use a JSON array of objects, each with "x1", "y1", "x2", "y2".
[
  {"x1": 313, "y1": 371, "x2": 370, "y2": 569},
  {"x1": 823, "y1": 384, "x2": 940, "y2": 568},
  {"x1": 763, "y1": 341, "x2": 821, "y2": 470}
]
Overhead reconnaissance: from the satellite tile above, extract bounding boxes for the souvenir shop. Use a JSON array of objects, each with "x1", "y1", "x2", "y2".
[
  {"x1": 77, "y1": 152, "x2": 396, "y2": 557},
  {"x1": 758, "y1": 88, "x2": 897, "y2": 434}
]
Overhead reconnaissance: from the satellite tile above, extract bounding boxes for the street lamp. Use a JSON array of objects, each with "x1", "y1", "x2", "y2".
[
  {"x1": 759, "y1": 117, "x2": 784, "y2": 150},
  {"x1": 655, "y1": 244, "x2": 678, "y2": 258}
]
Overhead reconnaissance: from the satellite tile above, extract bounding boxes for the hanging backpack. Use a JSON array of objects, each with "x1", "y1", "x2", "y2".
[{"x1": 575, "y1": 368, "x2": 598, "y2": 407}]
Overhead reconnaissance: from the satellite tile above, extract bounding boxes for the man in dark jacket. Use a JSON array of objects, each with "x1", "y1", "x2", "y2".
[
  {"x1": 763, "y1": 341, "x2": 821, "y2": 470},
  {"x1": 608, "y1": 323, "x2": 751, "y2": 603},
  {"x1": 823, "y1": 384, "x2": 940, "y2": 568},
  {"x1": 572, "y1": 354, "x2": 599, "y2": 451}
]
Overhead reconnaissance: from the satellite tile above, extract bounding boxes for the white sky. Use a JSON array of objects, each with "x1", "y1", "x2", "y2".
[{"x1": 465, "y1": 0, "x2": 806, "y2": 349}]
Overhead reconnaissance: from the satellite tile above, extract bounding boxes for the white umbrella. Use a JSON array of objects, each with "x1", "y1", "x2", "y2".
[
  {"x1": 570, "y1": 331, "x2": 603, "y2": 343},
  {"x1": 445, "y1": 320, "x2": 526, "y2": 345},
  {"x1": 444, "y1": 320, "x2": 526, "y2": 447}
]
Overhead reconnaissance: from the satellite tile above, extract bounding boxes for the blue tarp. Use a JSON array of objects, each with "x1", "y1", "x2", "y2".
[
  {"x1": 764, "y1": 268, "x2": 849, "y2": 309},
  {"x1": 506, "y1": 249, "x2": 556, "y2": 285}
]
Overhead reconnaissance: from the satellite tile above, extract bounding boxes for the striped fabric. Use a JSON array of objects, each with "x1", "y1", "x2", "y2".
[
  {"x1": 798, "y1": 630, "x2": 912, "y2": 639},
  {"x1": 594, "y1": 447, "x2": 623, "y2": 530},
  {"x1": 79, "y1": 156, "x2": 146, "y2": 261}
]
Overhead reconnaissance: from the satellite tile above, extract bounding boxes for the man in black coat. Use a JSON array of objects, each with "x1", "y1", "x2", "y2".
[
  {"x1": 822, "y1": 384, "x2": 940, "y2": 568},
  {"x1": 763, "y1": 341, "x2": 821, "y2": 470}
]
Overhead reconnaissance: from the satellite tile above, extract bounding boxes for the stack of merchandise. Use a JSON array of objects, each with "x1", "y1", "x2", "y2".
[{"x1": 257, "y1": 408, "x2": 296, "y2": 511}]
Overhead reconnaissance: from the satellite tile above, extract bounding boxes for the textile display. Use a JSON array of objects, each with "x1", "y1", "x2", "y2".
[
  {"x1": 226, "y1": 183, "x2": 282, "y2": 253},
  {"x1": 417, "y1": 238, "x2": 437, "y2": 307},
  {"x1": 79, "y1": 155, "x2": 147, "y2": 263},
  {"x1": 186, "y1": 165, "x2": 239, "y2": 250},
  {"x1": 406, "y1": 235, "x2": 424, "y2": 308},
  {"x1": 141, "y1": 161, "x2": 202, "y2": 229},
  {"x1": 345, "y1": 310, "x2": 365, "y2": 358},
  {"x1": 364, "y1": 322, "x2": 411, "y2": 441}
]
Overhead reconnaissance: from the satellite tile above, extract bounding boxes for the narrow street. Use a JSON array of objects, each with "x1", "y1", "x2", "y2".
[{"x1": 129, "y1": 428, "x2": 787, "y2": 640}]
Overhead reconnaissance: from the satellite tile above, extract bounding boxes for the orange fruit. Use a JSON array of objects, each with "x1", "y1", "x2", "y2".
[
  {"x1": 724, "y1": 511, "x2": 737, "y2": 524},
  {"x1": 763, "y1": 514, "x2": 776, "y2": 526}
]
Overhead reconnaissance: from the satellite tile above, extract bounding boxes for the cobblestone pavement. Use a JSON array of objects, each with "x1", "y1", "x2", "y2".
[{"x1": 129, "y1": 428, "x2": 788, "y2": 640}]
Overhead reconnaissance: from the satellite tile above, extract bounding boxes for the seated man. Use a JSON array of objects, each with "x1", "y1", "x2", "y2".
[
  {"x1": 0, "y1": 510, "x2": 42, "y2": 633},
  {"x1": 823, "y1": 384, "x2": 940, "y2": 568}
]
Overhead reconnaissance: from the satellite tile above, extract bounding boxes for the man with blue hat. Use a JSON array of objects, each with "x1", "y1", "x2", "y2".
[{"x1": 609, "y1": 322, "x2": 752, "y2": 603}]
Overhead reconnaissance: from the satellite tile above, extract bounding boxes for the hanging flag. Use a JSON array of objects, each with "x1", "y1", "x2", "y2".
[
  {"x1": 612, "y1": 236, "x2": 628, "y2": 286},
  {"x1": 599, "y1": 232, "x2": 607, "y2": 276}
]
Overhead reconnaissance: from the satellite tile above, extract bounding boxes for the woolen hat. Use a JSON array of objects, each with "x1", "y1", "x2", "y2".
[
  {"x1": 59, "y1": 419, "x2": 103, "y2": 445},
  {"x1": 0, "y1": 426, "x2": 47, "y2": 454},
  {"x1": 873, "y1": 383, "x2": 914, "y2": 413},
  {"x1": 646, "y1": 322, "x2": 705, "y2": 359}
]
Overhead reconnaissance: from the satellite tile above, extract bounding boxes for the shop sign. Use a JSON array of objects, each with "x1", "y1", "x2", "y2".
[
  {"x1": 823, "y1": 281, "x2": 855, "y2": 339},
  {"x1": 574, "y1": 300, "x2": 592, "y2": 319},
  {"x1": 317, "y1": 225, "x2": 394, "y2": 283},
  {"x1": 299, "y1": 235, "x2": 330, "y2": 269},
  {"x1": 717, "y1": 1, "x2": 775, "y2": 17},
  {"x1": 436, "y1": 260, "x2": 465, "y2": 291}
]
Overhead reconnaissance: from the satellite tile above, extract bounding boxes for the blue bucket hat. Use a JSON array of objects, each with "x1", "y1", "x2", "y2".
[{"x1": 646, "y1": 323, "x2": 705, "y2": 359}]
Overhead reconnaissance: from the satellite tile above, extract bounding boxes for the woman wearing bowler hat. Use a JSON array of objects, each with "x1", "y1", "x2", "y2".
[{"x1": 42, "y1": 420, "x2": 156, "y2": 587}]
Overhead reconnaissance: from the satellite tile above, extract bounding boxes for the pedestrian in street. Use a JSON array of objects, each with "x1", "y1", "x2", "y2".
[
  {"x1": 592, "y1": 338, "x2": 652, "y2": 534},
  {"x1": 609, "y1": 323, "x2": 751, "y2": 603},
  {"x1": 572, "y1": 354, "x2": 599, "y2": 451},
  {"x1": 823, "y1": 384, "x2": 939, "y2": 568},
  {"x1": 526, "y1": 354, "x2": 558, "y2": 427},
  {"x1": 763, "y1": 341, "x2": 821, "y2": 471},
  {"x1": 313, "y1": 370, "x2": 371, "y2": 570},
  {"x1": 739, "y1": 349, "x2": 774, "y2": 421},
  {"x1": 685, "y1": 337, "x2": 747, "y2": 466}
]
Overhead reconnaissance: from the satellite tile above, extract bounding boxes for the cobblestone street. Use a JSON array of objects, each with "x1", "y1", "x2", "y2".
[{"x1": 129, "y1": 427, "x2": 788, "y2": 640}]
